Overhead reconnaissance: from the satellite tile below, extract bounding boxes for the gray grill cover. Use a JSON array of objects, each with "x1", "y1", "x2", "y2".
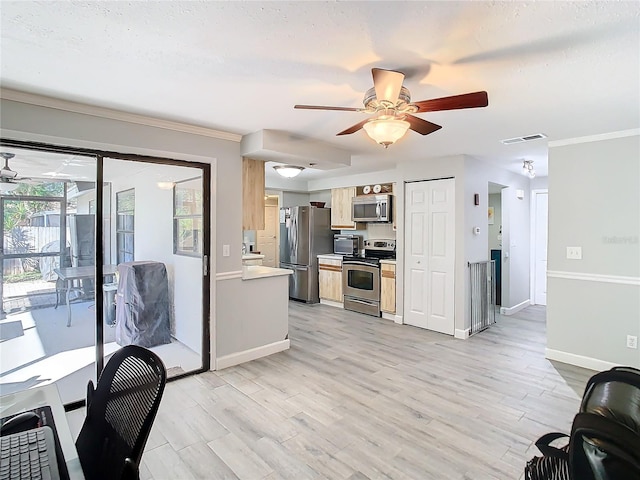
[{"x1": 115, "y1": 261, "x2": 171, "y2": 347}]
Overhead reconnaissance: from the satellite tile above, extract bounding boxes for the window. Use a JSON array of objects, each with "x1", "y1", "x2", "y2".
[
  {"x1": 116, "y1": 189, "x2": 134, "y2": 263},
  {"x1": 174, "y1": 178, "x2": 202, "y2": 256}
]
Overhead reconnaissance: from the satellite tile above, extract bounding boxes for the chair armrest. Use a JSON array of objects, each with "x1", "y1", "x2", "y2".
[{"x1": 86, "y1": 380, "x2": 95, "y2": 413}]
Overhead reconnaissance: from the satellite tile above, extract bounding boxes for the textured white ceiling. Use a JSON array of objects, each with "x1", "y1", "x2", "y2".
[{"x1": 1, "y1": 1, "x2": 639, "y2": 180}]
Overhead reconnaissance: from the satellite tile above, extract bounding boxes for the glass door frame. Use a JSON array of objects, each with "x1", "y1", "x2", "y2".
[{"x1": 0, "y1": 138, "x2": 211, "y2": 406}]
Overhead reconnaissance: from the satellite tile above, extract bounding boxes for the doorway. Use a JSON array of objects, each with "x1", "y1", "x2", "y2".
[
  {"x1": 403, "y1": 178, "x2": 455, "y2": 335},
  {"x1": 531, "y1": 190, "x2": 548, "y2": 305},
  {"x1": 488, "y1": 183, "x2": 505, "y2": 306},
  {"x1": 257, "y1": 194, "x2": 280, "y2": 267},
  {"x1": 0, "y1": 142, "x2": 210, "y2": 405}
]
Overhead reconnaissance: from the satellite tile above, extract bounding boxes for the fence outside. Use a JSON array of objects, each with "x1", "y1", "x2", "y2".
[{"x1": 3, "y1": 226, "x2": 64, "y2": 276}]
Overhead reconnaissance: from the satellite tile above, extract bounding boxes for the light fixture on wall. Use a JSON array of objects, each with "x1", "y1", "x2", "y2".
[
  {"x1": 274, "y1": 165, "x2": 304, "y2": 178},
  {"x1": 522, "y1": 160, "x2": 536, "y2": 179},
  {"x1": 362, "y1": 115, "x2": 410, "y2": 148}
]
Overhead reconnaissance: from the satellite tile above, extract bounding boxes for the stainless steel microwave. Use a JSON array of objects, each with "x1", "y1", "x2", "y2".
[{"x1": 352, "y1": 194, "x2": 393, "y2": 223}]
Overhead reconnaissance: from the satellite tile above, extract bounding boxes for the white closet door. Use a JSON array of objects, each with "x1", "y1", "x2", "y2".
[{"x1": 404, "y1": 178, "x2": 455, "y2": 334}]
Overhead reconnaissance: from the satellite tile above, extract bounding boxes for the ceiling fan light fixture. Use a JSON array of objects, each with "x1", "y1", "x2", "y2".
[
  {"x1": 522, "y1": 160, "x2": 536, "y2": 179},
  {"x1": 363, "y1": 118, "x2": 410, "y2": 148},
  {"x1": 274, "y1": 165, "x2": 305, "y2": 178}
]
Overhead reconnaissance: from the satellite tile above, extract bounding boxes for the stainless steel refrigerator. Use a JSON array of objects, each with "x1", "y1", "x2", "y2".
[{"x1": 280, "y1": 206, "x2": 335, "y2": 303}]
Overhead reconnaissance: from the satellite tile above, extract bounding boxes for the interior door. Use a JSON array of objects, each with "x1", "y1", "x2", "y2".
[
  {"x1": 257, "y1": 203, "x2": 278, "y2": 267},
  {"x1": 404, "y1": 178, "x2": 455, "y2": 334},
  {"x1": 533, "y1": 191, "x2": 548, "y2": 305}
]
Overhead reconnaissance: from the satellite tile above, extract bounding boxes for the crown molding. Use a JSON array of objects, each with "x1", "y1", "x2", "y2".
[
  {"x1": 548, "y1": 128, "x2": 639, "y2": 147},
  {"x1": 0, "y1": 88, "x2": 242, "y2": 143}
]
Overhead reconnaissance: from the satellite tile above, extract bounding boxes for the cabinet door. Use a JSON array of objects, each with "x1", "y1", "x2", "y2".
[
  {"x1": 331, "y1": 187, "x2": 357, "y2": 230},
  {"x1": 380, "y1": 263, "x2": 396, "y2": 313},
  {"x1": 242, "y1": 157, "x2": 265, "y2": 230},
  {"x1": 319, "y1": 259, "x2": 343, "y2": 302}
]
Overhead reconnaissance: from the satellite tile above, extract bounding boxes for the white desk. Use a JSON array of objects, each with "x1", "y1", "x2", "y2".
[{"x1": 0, "y1": 384, "x2": 85, "y2": 479}]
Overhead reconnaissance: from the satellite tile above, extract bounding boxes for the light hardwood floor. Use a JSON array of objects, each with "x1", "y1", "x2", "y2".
[{"x1": 139, "y1": 303, "x2": 594, "y2": 480}]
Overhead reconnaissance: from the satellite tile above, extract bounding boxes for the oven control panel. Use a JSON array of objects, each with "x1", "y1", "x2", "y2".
[{"x1": 364, "y1": 239, "x2": 395, "y2": 251}]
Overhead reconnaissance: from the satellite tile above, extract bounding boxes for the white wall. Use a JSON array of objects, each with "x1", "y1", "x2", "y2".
[
  {"x1": 547, "y1": 132, "x2": 640, "y2": 369},
  {"x1": 282, "y1": 191, "x2": 310, "y2": 207}
]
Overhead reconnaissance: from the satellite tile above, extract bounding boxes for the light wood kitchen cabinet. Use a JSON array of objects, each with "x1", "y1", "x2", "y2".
[
  {"x1": 331, "y1": 186, "x2": 362, "y2": 230},
  {"x1": 242, "y1": 157, "x2": 265, "y2": 230},
  {"x1": 319, "y1": 257, "x2": 343, "y2": 303},
  {"x1": 380, "y1": 261, "x2": 396, "y2": 314}
]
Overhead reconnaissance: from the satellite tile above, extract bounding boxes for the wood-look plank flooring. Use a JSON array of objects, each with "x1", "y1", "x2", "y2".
[{"x1": 140, "y1": 303, "x2": 595, "y2": 480}]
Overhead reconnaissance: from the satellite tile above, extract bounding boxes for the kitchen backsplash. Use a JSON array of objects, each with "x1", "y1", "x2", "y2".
[{"x1": 366, "y1": 222, "x2": 396, "y2": 239}]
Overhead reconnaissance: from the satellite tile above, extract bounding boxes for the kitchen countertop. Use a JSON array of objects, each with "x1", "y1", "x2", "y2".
[
  {"x1": 242, "y1": 253, "x2": 265, "y2": 260},
  {"x1": 380, "y1": 259, "x2": 396, "y2": 265},
  {"x1": 317, "y1": 253, "x2": 344, "y2": 259},
  {"x1": 242, "y1": 265, "x2": 293, "y2": 280}
]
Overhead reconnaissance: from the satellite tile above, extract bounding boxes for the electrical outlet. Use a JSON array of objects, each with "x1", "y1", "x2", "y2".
[
  {"x1": 222, "y1": 244, "x2": 230, "y2": 257},
  {"x1": 627, "y1": 335, "x2": 638, "y2": 349},
  {"x1": 566, "y1": 246, "x2": 582, "y2": 259}
]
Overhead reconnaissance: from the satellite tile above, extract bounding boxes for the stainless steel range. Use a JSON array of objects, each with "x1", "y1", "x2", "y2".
[{"x1": 342, "y1": 239, "x2": 396, "y2": 316}]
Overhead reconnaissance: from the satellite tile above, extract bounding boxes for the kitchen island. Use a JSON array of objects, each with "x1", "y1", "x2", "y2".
[{"x1": 215, "y1": 265, "x2": 293, "y2": 369}]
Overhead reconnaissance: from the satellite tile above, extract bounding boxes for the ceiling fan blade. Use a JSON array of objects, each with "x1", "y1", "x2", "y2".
[
  {"x1": 337, "y1": 119, "x2": 370, "y2": 136},
  {"x1": 413, "y1": 91, "x2": 489, "y2": 113},
  {"x1": 295, "y1": 105, "x2": 363, "y2": 112},
  {"x1": 404, "y1": 115, "x2": 442, "y2": 136},
  {"x1": 372, "y1": 68, "x2": 405, "y2": 104}
]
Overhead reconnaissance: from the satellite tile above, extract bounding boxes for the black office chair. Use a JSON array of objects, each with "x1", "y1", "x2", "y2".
[{"x1": 75, "y1": 345, "x2": 166, "y2": 480}]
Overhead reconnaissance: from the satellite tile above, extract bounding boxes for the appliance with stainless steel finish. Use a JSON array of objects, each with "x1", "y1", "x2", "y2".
[
  {"x1": 280, "y1": 206, "x2": 336, "y2": 303},
  {"x1": 352, "y1": 194, "x2": 393, "y2": 223},
  {"x1": 334, "y1": 234, "x2": 363, "y2": 255},
  {"x1": 342, "y1": 239, "x2": 396, "y2": 316}
]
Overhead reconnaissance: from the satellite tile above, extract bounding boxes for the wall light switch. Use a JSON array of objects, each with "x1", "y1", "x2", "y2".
[
  {"x1": 222, "y1": 244, "x2": 230, "y2": 257},
  {"x1": 566, "y1": 246, "x2": 582, "y2": 260},
  {"x1": 627, "y1": 335, "x2": 638, "y2": 349}
]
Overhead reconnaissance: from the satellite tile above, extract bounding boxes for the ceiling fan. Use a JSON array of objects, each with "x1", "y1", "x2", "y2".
[
  {"x1": 0, "y1": 152, "x2": 37, "y2": 192},
  {"x1": 295, "y1": 68, "x2": 489, "y2": 148}
]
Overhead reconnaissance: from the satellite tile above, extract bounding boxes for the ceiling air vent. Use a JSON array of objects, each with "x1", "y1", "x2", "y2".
[{"x1": 500, "y1": 133, "x2": 547, "y2": 145}]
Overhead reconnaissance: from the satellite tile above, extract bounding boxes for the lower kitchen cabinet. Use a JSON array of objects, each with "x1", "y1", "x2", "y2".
[
  {"x1": 319, "y1": 256, "x2": 343, "y2": 304},
  {"x1": 380, "y1": 261, "x2": 396, "y2": 314}
]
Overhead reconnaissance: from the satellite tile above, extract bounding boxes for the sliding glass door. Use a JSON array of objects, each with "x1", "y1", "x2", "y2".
[
  {"x1": 0, "y1": 143, "x2": 210, "y2": 406},
  {"x1": 103, "y1": 158, "x2": 206, "y2": 379}
]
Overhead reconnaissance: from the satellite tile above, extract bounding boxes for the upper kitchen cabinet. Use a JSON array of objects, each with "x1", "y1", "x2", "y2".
[
  {"x1": 331, "y1": 187, "x2": 363, "y2": 230},
  {"x1": 242, "y1": 157, "x2": 265, "y2": 230}
]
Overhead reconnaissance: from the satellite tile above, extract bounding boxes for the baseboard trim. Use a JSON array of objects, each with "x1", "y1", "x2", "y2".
[
  {"x1": 216, "y1": 270, "x2": 243, "y2": 281},
  {"x1": 500, "y1": 299, "x2": 530, "y2": 316},
  {"x1": 394, "y1": 315, "x2": 403, "y2": 325},
  {"x1": 545, "y1": 348, "x2": 618, "y2": 372},
  {"x1": 320, "y1": 299, "x2": 344, "y2": 309},
  {"x1": 547, "y1": 270, "x2": 640, "y2": 286},
  {"x1": 216, "y1": 339, "x2": 290, "y2": 370},
  {"x1": 381, "y1": 312, "x2": 395, "y2": 321},
  {"x1": 455, "y1": 328, "x2": 470, "y2": 340}
]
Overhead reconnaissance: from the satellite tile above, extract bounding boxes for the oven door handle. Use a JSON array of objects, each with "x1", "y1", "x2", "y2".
[
  {"x1": 344, "y1": 261, "x2": 378, "y2": 268},
  {"x1": 347, "y1": 297, "x2": 378, "y2": 306}
]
